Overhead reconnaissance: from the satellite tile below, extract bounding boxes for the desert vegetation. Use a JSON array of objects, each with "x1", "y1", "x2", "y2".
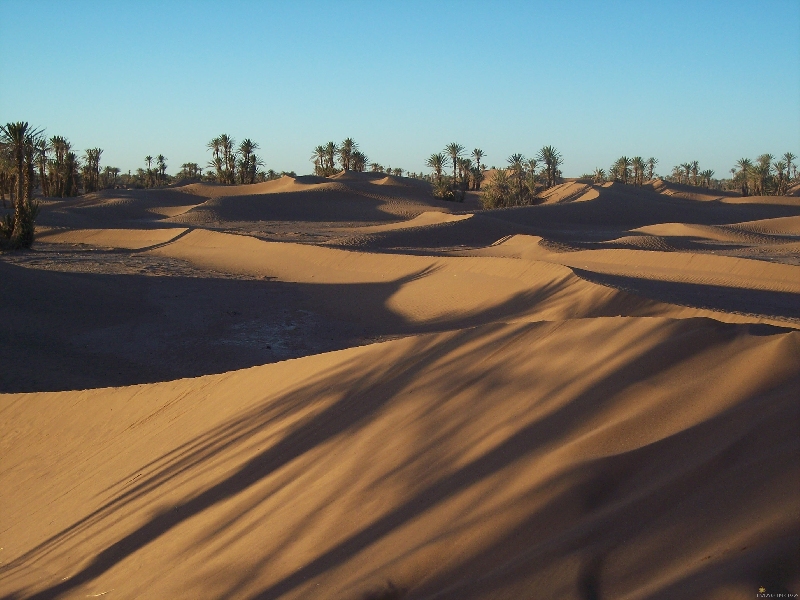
[
  {"x1": 731, "y1": 152, "x2": 796, "y2": 196},
  {"x1": 310, "y1": 138, "x2": 370, "y2": 176},
  {"x1": 206, "y1": 135, "x2": 269, "y2": 184},
  {"x1": 424, "y1": 143, "x2": 486, "y2": 202},
  {"x1": 0, "y1": 122, "x2": 41, "y2": 248},
  {"x1": 1, "y1": 120, "x2": 797, "y2": 234},
  {"x1": 587, "y1": 152, "x2": 797, "y2": 195},
  {"x1": 478, "y1": 146, "x2": 563, "y2": 208}
]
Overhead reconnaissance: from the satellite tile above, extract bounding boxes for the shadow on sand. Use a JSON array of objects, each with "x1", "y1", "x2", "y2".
[{"x1": 2, "y1": 315, "x2": 797, "y2": 599}]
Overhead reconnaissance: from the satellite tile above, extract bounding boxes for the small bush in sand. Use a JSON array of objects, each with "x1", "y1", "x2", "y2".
[
  {"x1": 480, "y1": 153, "x2": 541, "y2": 209},
  {"x1": 432, "y1": 175, "x2": 464, "y2": 202}
]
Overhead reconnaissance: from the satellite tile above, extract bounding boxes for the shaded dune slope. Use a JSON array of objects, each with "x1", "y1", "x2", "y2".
[
  {"x1": 35, "y1": 173, "x2": 474, "y2": 234},
  {"x1": 1, "y1": 318, "x2": 798, "y2": 599}
]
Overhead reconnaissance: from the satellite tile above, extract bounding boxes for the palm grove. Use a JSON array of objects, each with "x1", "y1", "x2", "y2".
[
  {"x1": 2, "y1": 120, "x2": 798, "y2": 248},
  {"x1": 422, "y1": 143, "x2": 565, "y2": 207}
]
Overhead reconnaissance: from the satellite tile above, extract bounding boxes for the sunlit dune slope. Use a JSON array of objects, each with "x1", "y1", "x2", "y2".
[
  {"x1": 146, "y1": 228, "x2": 798, "y2": 327},
  {"x1": 1, "y1": 317, "x2": 797, "y2": 599},
  {"x1": 35, "y1": 227, "x2": 187, "y2": 250}
]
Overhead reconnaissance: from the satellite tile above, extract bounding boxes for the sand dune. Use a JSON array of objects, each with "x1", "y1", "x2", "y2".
[
  {"x1": 536, "y1": 181, "x2": 597, "y2": 204},
  {"x1": 351, "y1": 212, "x2": 472, "y2": 234},
  {"x1": 2, "y1": 174, "x2": 799, "y2": 599},
  {"x1": 1, "y1": 318, "x2": 797, "y2": 599},
  {"x1": 648, "y1": 179, "x2": 742, "y2": 201}
]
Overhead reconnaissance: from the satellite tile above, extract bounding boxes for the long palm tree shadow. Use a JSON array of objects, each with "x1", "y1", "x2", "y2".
[
  {"x1": 10, "y1": 325, "x2": 519, "y2": 599},
  {"x1": 3, "y1": 271, "x2": 584, "y2": 576},
  {"x1": 406, "y1": 376, "x2": 800, "y2": 600},
  {"x1": 243, "y1": 320, "x2": 751, "y2": 599},
  {"x1": 7, "y1": 317, "x2": 779, "y2": 598}
]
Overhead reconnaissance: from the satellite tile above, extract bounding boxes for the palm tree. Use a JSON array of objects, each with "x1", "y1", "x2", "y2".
[
  {"x1": 237, "y1": 139, "x2": 259, "y2": 183},
  {"x1": 426, "y1": 153, "x2": 447, "y2": 183},
  {"x1": 680, "y1": 162, "x2": 691, "y2": 185},
  {"x1": 208, "y1": 137, "x2": 223, "y2": 181},
  {"x1": 593, "y1": 168, "x2": 605, "y2": 184},
  {"x1": 507, "y1": 153, "x2": 525, "y2": 197},
  {"x1": 324, "y1": 141, "x2": 338, "y2": 174},
  {"x1": 207, "y1": 136, "x2": 221, "y2": 160},
  {"x1": 773, "y1": 161, "x2": 787, "y2": 195},
  {"x1": 753, "y1": 162, "x2": 771, "y2": 196},
  {"x1": 178, "y1": 162, "x2": 201, "y2": 179},
  {"x1": 351, "y1": 150, "x2": 368, "y2": 172},
  {"x1": 0, "y1": 147, "x2": 11, "y2": 207},
  {"x1": 64, "y1": 151, "x2": 79, "y2": 197},
  {"x1": 1, "y1": 122, "x2": 29, "y2": 211},
  {"x1": 101, "y1": 166, "x2": 120, "y2": 188},
  {"x1": 145, "y1": 155, "x2": 153, "y2": 187},
  {"x1": 458, "y1": 157, "x2": 473, "y2": 189},
  {"x1": 35, "y1": 137, "x2": 51, "y2": 197},
  {"x1": 249, "y1": 154, "x2": 265, "y2": 183},
  {"x1": 217, "y1": 134, "x2": 235, "y2": 183},
  {"x1": 631, "y1": 156, "x2": 645, "y2": 186},
  {"x1": 207, "y1": 157, "x2": 223, "y2": 182},
  {"x1": 83, "y1": 148, "x2": 102, "y2": 192},
  {"x1": 481, "y1": 168, "x2": 512, "y2": 209},
  {"x1": 646, "y1": 157, "x2": 658, "y2": 181},
  {"x1": 445, "y1": 143, "x2": 464, "y2": 183},
  {"x1": 471, "y1": 148, "x2": 485, "y2": 190},
  {"x1": 782, "y1": 152, "x2": 795, "y2": 182},
  {"x1": 0, "y1": 122, "x2": 43, "y2": 247},
  {"x1": 50, "y1": 136, "x2": 71, "y2": 196},
  {"x1": 523, "y1": 158, "x2": 539, "y2": 194},
  {"x1": 156, "y1": 154, "x2": 167, "y2": 185},
  {"x1": 338, "y1": 138, "x2": 357, "y2": 172},
  {"x1": 699, "y1": 169, "x2": 714, "y2": 188},
  {"x1": 472, "y1": 148, "x2": 484, "y2": 171},
  {"x1": 690, "y1": 160, "x2": 699, "y2": 186},
  {"x1": 537, "y1": 146, "x2": 562, "y2": 188},
  {"x1": 310, "y1": 145, "x2": 326, "y2": 176},
  {"x1": 755, "y1": 154, "x2": 773, "y2": 195},
  {"x1": 613, "y1": 156, "x2": 632, "y2": 184},
  {"x1": 735, "y1": 158, "x2": 752, "y2": 196}
]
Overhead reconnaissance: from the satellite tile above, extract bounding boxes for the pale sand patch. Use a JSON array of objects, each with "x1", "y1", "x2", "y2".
[
  {"x1": 352, "y1": 212, "x2": 472, "y2": 234},
  {"x1": 480, "y1": 234, "x2": 800, "y2": 293},
  {"x1": 147, "y1": 205, "x2": 197, "y2": 218},
  {"x1": 146, "y1": 228, "x2": 795, "y2": 328}
]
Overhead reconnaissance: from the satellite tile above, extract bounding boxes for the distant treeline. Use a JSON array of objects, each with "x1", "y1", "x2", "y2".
[
  {"x1": 0, "y1": 127, "x2": 299, "y2": 200},
  {"x1": 2, "y1": 120, "x2": 796, "y2": 210},
  {"x1": 309, "y1": 138, "x2": 423, "y2": 180},
  {"x1": 586, "y1": 153, "x2": 797, "y2": 195},
  {"x1": 421, "y1": 144, "x2": 563, "y2": 207}
]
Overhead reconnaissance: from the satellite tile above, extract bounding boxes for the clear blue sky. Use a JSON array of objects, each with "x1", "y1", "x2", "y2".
[{"x1": 2, "y1": 0, "x2": 798, "y2": 178}]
